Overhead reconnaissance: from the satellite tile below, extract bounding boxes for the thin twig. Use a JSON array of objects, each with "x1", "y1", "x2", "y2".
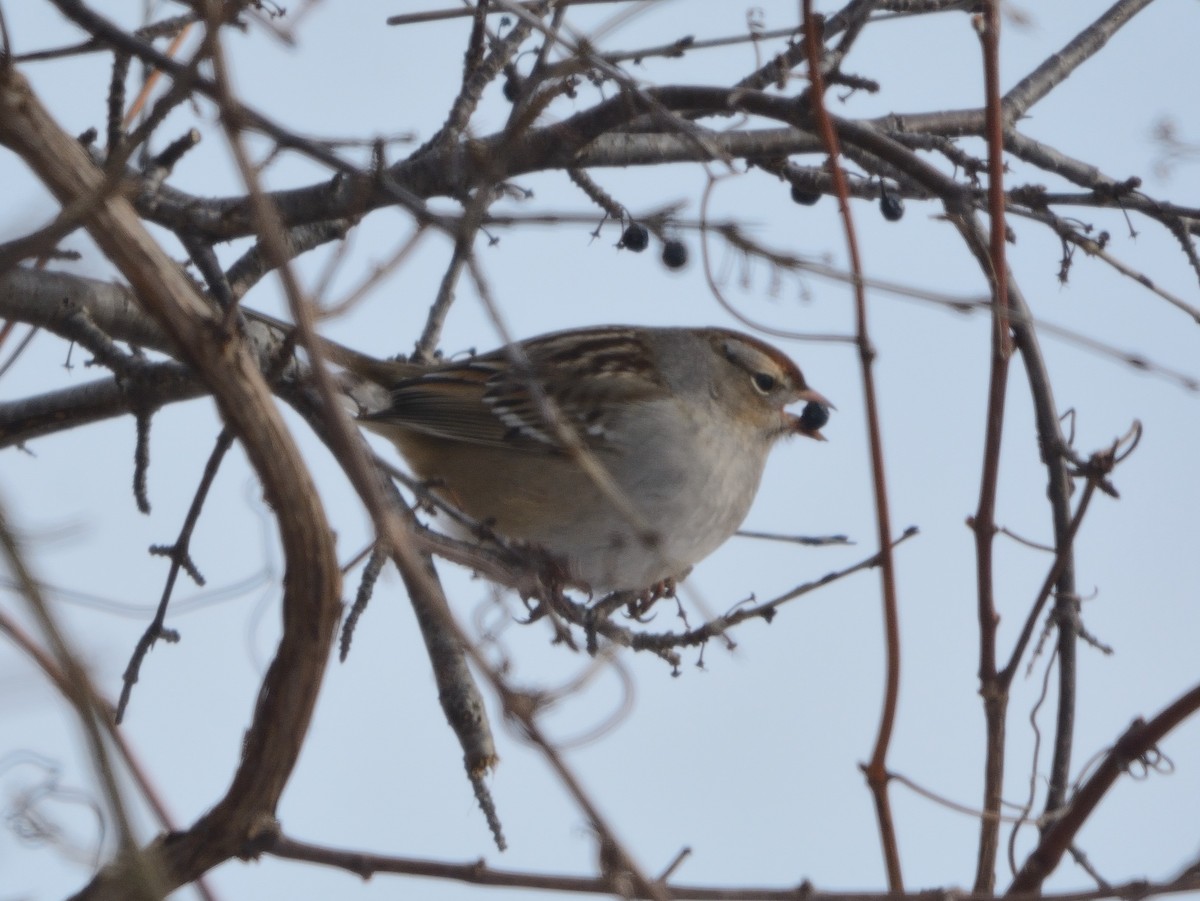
[
  {"x1": 116, "y1": 428, "x2": 236, "y2": 723},
  {"x1": 1009, "y1": 682, "x2": 1200, "y2": 893},
  {"x1": 969, "y1": 4, "x2": 1013, "y2": 888},
  {"x1": 801, "y1": 3, "x2": 903, "y2": 889}
]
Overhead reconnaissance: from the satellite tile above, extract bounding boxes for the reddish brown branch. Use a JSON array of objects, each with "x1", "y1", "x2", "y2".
[
  {"x1": 969, "y1": 3, "x2": 1014, "y2": 890},
  {"x1": 1009, "y1": 682, "x2": 1200, "y2": 893},
  {"x1": 265, "y1": 829, "x2": 1200, "y2": 901},
  {"x1": 801, "y1": 2, "x2": 903, "y2": 891}
]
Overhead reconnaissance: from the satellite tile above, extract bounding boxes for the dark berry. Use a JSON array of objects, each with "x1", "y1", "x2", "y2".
[
  {"x1": 620, "y1": 223, "x2": 649, "y2": 252},
  {"x1": 790, "y1": 184, "x2": 821, "y2": 205},
  {"x1": 661, "y1": 240, "x2": 688, "y2": 270},
  {"x1": 799, "y1": 401, "x2": 830, "y2": 433},
  {"x1": 879, "y1": 189, "x2": 905, "y2": 221},
  {"x1": 502, "y1": 65, "x2": 521, "y2": 102}
]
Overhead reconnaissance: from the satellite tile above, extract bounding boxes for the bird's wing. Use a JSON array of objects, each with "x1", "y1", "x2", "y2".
[{"x1": 368, "y1": 330, "x2": 664, "y2": 451}]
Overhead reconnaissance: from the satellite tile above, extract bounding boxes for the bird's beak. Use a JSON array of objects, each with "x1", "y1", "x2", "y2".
[
  {"x1": 798, "y1": 388, "x2": 832, "y2": 408},
  {"x1": 790, "y1": 388, "x2": 834, "y2": 441}
]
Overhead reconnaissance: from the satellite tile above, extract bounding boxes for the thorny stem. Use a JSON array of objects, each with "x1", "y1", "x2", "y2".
[{"x1": 116, "y1": 428, "x2": 237, "y2": 722}]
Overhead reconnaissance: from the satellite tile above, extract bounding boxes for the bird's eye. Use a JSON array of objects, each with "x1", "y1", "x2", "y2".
[{"x1": 752, "y1": 372, "x2": 777, "y2": 394}]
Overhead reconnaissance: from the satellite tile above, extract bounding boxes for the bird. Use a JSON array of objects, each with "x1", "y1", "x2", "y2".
[{"x1": 347, "y1": 324, "x2": 830, "y2": 595}]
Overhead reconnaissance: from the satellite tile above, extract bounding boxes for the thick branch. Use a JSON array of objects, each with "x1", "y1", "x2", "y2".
[
  {"x1": 1003, "y1": 0, "x2": 1157, "y2": 120},
  {"x1": 0, "y1": 65, "x2": 341, "y2": 898},
  {"x1": 0, "y1": 365, "x2": 202, "y2": 448}
]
